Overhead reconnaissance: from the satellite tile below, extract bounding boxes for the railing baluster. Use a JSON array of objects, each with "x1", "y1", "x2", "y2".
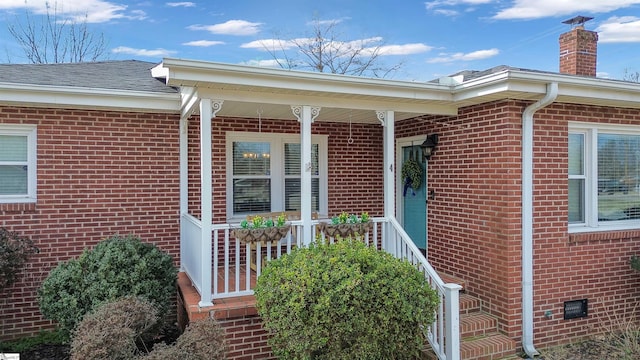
[
  {"x1": 235, "y1": 235, "x2": 240, "y2": 293},
  {"x1": 256, "y1": 242, "x2": 262, "y2": 277},
  {"x1": 224, "y1": 230, "x2": 229, "y2": 294},
  {"x1": 213, "y1": 229, "x2": 219, "y2": 296},
  {"x1": 245, "y1": 242, "x2": 250, "y2": 291}
]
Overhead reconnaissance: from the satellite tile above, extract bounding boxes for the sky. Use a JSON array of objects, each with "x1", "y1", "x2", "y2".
[{"x1": 0, "y1": 0, "x2": 639, "y2": 82}]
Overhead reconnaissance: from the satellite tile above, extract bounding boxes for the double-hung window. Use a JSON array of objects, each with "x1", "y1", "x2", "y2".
[
  {"x1": 0, "y1": 125, "x2": 37, "y2": 203},
  {"x1": 226, "y1": 132, "x2": 328, "y2": 220},
  {"x1": 569, "y1": 123, "x2": 640, "y2": 231}
]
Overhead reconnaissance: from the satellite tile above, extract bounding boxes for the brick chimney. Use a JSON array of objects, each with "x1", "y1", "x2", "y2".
[{"x1": 559, "y1": 23, "x2": 598, "y2": 77}]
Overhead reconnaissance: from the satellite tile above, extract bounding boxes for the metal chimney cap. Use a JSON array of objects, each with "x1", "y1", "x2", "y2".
[{"x1": 562, "y1": 16, "x2": 594, "y2": 26}]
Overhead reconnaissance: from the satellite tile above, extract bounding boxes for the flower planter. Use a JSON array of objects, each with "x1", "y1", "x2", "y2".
[
  {"x1": 320, "y1": 222, "x2": 370, "y2": 238},
  {"x1": 232, "y1": 225, "x2": 291, "y2": 244}
]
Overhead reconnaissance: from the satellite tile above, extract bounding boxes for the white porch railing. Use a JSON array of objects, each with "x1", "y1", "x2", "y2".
[{"x1": 180, "y1": 213, "x2": 460, "y2": 360}]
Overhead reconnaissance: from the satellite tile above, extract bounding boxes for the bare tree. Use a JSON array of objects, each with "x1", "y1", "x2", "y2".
[
  {"x1": 623, "y1": 68, "x2": 640, "y2": 83},
  {"x1": 7, "y1": 2, "x2": 108, "y2": 63},
  {"x1": 262, "y1": 18, "x2": 401, "y2": 78}
]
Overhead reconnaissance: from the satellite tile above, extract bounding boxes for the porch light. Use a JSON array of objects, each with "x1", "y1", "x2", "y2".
[{"x1": 421, "y1": 134, "x2": 439, "y2": 161}]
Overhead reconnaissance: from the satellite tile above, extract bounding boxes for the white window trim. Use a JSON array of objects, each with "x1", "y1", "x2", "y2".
[
  {"x1": 569, "y1": 122, "x2": 640, "y2": 233},
  {"x1": 0, "y1": 124, "x2": 37, "y2": 203},
  {"x1": 225, "y1": 131, "x2": 328, "y2": 222}
]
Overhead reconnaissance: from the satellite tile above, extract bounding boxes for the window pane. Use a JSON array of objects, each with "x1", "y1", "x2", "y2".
[
  {"x1": 568, "y1": 134, "x2": 584, "y2": 175},
  {"x1": 233, "y1": 142, "x2": 270, "y2": 176},
  {"x1": 284, "y1": 178, "x2": 319, "y2": 211},
  {"x1": 0, "y1": 135, "x2": 27, "y2": 161},
  {"x1": 568, "y1": 179, "x2": 585, "y2": 223},
  {"x1": 597, "y1": 133, "x2": 640, "y2": 222},
  {"x1": 233, "y1": 179, "x2": 271, "y2": 213},
  {"x1": 284, "y1": 143, "x2": 319, "y2": 176}
]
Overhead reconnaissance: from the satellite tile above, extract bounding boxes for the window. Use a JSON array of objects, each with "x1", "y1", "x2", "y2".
[
  {"x1": 226, "y1": 132, "x2": 327, "y2": 220},
  {"x1": 569, "y1": 123, "x2": 640, "y2": 231},
  {"x1": 0, "y1": 125, "x2": 37, "y2": 203}
]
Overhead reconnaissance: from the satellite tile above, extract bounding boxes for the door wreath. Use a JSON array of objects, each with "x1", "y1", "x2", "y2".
[{"x1": 401, "y1": 158, "x2": 422, "y2": 196}]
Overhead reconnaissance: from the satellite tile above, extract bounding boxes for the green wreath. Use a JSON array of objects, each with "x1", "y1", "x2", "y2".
[{"x1": 401, "y1": 159, "x2": 422, "y2": 190}]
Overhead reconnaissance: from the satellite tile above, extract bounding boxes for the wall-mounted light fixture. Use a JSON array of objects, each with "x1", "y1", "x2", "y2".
[{"x1": 420, "y1": 134, "x2": 439, "y2": 161}]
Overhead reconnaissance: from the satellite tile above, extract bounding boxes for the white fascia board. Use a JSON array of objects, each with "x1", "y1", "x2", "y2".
[
  {"x1": 196, "y1": 87, "x2": 458, "y2": 116},
  {"x1": 160, "y1": 58, "x2": 454, "y2": 103},
  {"x1": 0, "y1": 82, "x2": 180, "y2": 113},
  {"x1": 453, "y1": 69, "x2": 640, "y2": 108}
]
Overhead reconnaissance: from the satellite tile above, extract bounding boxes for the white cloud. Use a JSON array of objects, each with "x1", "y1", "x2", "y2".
[
  {"x1": 0, "y1": 0, "x2": 145, "y2": 23},
  {"x1": 188, "y1": 20, "x2": 262, "y2": 36},
  {"x1": 182, "y1": 40, "x2": 225, "y2": 47},
  {"x1": 427, "y1": 48, "x2": 499, "y2": 63},
  {"x1": 596, "y1": 16, "x2": 640, "y2": 43},
  {"x1": 434, "y1": 9, "x2": 460, "y2": 16},
  {"x1": 112, "y1": 46, "x2": 176, "y2": 57},
  {"x1": 166, "y1": 2, "x2": 196, "y2": 7},
  {"x1": 493, "y1": 0, "x2": 640, "y2": 20},
  {"x1": 241, "y1": 38, "x2": 300, "y2": 50},
  {"x1": 377, "y1": 43, "x2": 433, "y2": 55},
  {"x1": 239, "y1": 59, "x2": 283, "y2": 67},
  {"x1": 425, "y1": 0, "x2": 492, "y2": 9},
  {"x1": 308, "y1": 17, "x2": 351, "y2": 26}
]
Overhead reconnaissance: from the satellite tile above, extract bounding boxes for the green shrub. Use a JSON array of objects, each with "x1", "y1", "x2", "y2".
[
  {"x1": 38, "y1": 234, "x2": 177, "y2": 336},
  {"x1": 70, "y1": 297, "x2": 159, "y2": 360},
  {"x1": 254, "y1": 238, "x2": 440, "y2": 360},
  {"x1": 143, "y1": 318, "x2": 227, "y2": 360},
  {"x1": 0, "y1": 227, "x2": 39, "y2": 290}
]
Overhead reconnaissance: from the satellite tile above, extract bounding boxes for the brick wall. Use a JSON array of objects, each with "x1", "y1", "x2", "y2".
[
  {"x1": 398, "y1": 100, "x2": 640, "y2": 349},
  {"x1": 0, "y1": 106, "x2": 181, "y2": 340},
  {"x1": 219, "y1": 315, "x2": 276, "y2": 360}
]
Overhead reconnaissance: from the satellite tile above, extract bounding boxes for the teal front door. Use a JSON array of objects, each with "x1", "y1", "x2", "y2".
[{"x1": 401, "y1": 145, "x2": 427, "y2": 250}]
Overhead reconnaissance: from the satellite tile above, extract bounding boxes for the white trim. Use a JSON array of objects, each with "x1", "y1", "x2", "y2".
[
  {"x1": 225, "y1": 131, "x2": 328, "y2": 222},
  {"x1": 568, "y1": 121, "x2": 640, "y2": 233},
  {"x1": 0, "y1": 82, "x2": 179, "y2": 113},
  {"x1": 0, "y1": 124, "x2": 37, "y2": 203}
]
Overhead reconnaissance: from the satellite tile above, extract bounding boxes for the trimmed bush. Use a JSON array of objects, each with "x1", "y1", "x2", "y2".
[
  {"x1": 0, "y1": 227, "x2": 39, "y2": 290},
  {"x1": 254, "y1": 238, "x2": 440, "y2": 360},
  {"x1": 70, "y1": 297, "x2": 158, "y2": 360},
  {"x1": 143, "y1": 318, "x2": 227, "y2": 360},
  {"x1": 38, "y1": 234, "x2": 177, "y2": 336}
]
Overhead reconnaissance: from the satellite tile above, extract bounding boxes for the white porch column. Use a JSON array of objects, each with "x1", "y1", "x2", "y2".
[
  {"x1": 377, "y1": 110, "x2": 395, "y2": 219},
  {"x1": 292, "y1": 105, "x2": 320, "y2": 246},
  {"x1": 198, "y1": 98, "x2": 223, "y2": 307}
]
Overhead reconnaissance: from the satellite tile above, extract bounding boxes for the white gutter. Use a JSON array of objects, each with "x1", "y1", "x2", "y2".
[{"x1": 522, "y1": 82, "x2": 558, "y2": 358}]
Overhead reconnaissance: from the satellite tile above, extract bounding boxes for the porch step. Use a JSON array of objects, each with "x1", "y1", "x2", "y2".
[
  {"x1": 433, "y1": 272, "x2": 518, "y2": 360},
  {"x1": 460, "y1": 333, "x2": 518, "y2": 360}
]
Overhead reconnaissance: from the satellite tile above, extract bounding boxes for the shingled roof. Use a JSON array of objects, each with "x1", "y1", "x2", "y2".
[{"x1": 0, "y1": 60, "x2": 176, "y2": 94}]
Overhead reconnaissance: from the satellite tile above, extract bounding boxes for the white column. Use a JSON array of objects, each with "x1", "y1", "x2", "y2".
[
  {"x1": 292, "y1": 105, "x2": 320, "y2": 246},
  {"x1": 197, "y1": 98, "x2": 223, "y2": 307},
  {"x1": 377, "y1": 110, "x2": 395, "y2": 219}
]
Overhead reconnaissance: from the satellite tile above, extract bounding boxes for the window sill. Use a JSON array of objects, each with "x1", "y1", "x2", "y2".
[
  {"x1": 0, "y1": 202, "x2": 37, "y2": 214},
  {"x1": 569, "y1": 228, "x2": 640, "y2": 245}
]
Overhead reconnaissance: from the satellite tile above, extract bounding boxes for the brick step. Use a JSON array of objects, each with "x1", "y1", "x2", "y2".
[
  {"x1": 460, "y1": 312, "x2": 498, "y2": 338},
  {"x1": 459, "y1": 293, "x2": 481, "y2": 314},
  {"x1": 460, "y1": 333, "x2": 517, "y2": 360}
]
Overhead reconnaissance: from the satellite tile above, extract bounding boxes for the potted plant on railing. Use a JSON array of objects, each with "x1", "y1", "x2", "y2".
[
  {"x1": 232, "y1": 214, "x2": 291, "y2": 244},
  {"x1": 320, "y1": 211, "x2": 370, "y2": 238}
]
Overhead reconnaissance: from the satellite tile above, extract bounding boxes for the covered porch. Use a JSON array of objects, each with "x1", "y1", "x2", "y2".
[{"x1": 153, "y1": 59, "x2": 463, "y2": 360}]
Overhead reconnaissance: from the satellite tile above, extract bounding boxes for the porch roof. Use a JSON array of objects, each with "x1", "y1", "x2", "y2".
[
  {"x1": 153, "y1": 58, "x2": 460, "y2": 123},
  {"x1": 154, "y1": 58, "x2": 640, "y2": 122}
]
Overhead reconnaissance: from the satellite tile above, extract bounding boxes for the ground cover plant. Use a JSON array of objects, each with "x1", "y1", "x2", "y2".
[{"x1": 254, "y1": 237, "x2": 439, "y2": 360}]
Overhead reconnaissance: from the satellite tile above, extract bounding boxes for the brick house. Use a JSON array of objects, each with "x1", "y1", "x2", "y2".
[{"x1": 1, "y1": 24, "x2": 639, "y2": 359}]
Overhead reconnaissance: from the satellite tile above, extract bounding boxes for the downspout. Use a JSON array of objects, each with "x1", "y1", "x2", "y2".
[{"x1": 522, "y1": 82, "x2": 558, "y2": 358}]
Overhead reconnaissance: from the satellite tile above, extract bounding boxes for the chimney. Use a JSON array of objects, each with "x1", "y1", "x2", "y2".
[{"x1": 559, "y1": 16, "x2": 598, "y2": 77}]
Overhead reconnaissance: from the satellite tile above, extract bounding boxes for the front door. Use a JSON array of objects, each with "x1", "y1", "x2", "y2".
[{"x1": 400, "y1": 144, "x2": 427, "y2": 250}]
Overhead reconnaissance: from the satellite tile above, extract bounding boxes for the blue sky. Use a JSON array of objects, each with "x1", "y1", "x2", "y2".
[{"x1": 1, "y1": 0, "x2": 639, "y2": 81}]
